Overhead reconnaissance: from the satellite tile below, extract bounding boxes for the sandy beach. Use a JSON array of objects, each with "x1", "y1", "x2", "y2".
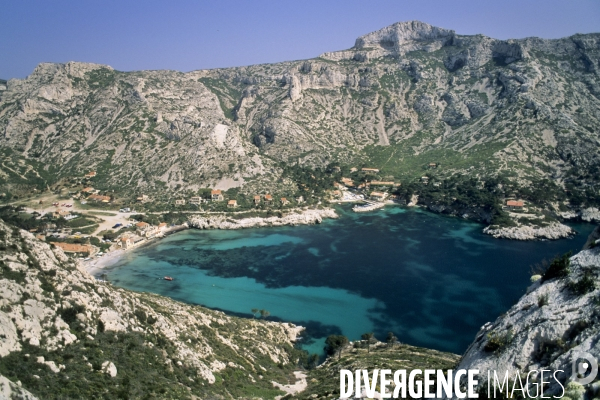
[{"x1": 84, "y1": 248, "x2": 127, "y2": 276}]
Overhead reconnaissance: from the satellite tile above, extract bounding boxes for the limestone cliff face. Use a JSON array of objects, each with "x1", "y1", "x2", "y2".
[
  {"x1": 452, "y1": 242, "x2": 600, "y2": 398},
  {"x1": 483, "y1": 221, "x2": 575, "y2": 240},
  {"x1": 0, "y1": 220, "x2": 303, "y2": 398},
  {"x1": 188, "y1": 208, "x2": 337, "y2": 230},
  {"x1": 1, "y1": 21, "x2": 599, "y2": 209}
]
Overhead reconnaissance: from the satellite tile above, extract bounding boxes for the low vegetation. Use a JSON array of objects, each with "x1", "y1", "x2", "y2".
[{"x1": 299, "y1": 336, "x2": 459, "y2": 399}]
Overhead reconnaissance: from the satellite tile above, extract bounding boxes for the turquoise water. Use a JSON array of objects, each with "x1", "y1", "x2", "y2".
[{"x1": 103, "y1": 206, "x2": 595, "y2": 355}]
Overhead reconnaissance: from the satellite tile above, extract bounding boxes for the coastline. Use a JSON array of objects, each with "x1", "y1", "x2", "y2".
[
  {"x1": 83, "y1": 204, "x2": 594, "y2": 276},
  {"x1": 84, "y1": 207, "x2": 338, "y2": 275}
]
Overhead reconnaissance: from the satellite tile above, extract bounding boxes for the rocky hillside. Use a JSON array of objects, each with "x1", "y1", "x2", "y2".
[
  {"x1": 298, "y1": 340, "x2": 459, "y2": 399},
  {"x1": 0, "y1": 21, "x2": 599, "y2": 210},
  {"x1": 454, "y1": 238, "x2": 600, "y2": 398},
  {"x1": 0, "y1": 220, "x2": 305, "y2": 399}
]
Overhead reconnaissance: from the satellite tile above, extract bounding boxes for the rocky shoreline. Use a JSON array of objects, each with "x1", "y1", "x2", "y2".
[
  {"x1": 483, "y1": 221, "x2": 575, "y2": 240},
  {"x1": 454, "y1": 246, "x2": 600, "y2": 398},
  {"x1": 559, "y1": 207, "x2": 600, "y2": 223},
  {"x1": 187, "y1": 208, "x2": 338, "y2": 230}
]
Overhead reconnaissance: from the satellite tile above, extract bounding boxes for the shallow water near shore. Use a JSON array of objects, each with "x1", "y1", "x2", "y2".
[{"x1": 103, "y1": 206, "x2": 595, "y2": 355}]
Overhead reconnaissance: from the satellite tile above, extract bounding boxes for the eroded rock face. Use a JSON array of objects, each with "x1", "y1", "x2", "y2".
[
  {"x1": 1, "y1": 21, "x2": 599, "y2": 208},
  {"x1": 483, "y1": 222, "x2": 575, "y2": 240},
  {"x1": 0, "y1": 374, "x2": 39, "y2": 400},
  {"x1": 450, "y1": 246, "x2": 600, "y2": 398},
  {"x1": 354, "y1": 20, "x2": 455, "y2": 55}
]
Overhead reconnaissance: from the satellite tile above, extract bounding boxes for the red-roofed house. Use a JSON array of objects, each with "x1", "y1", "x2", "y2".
[
  {"x1": 506, "y1": 200, "x2": 524, "y2": 209},
  {"x1": 211, "y1": 190, "x2": 224, "y2": 201}
]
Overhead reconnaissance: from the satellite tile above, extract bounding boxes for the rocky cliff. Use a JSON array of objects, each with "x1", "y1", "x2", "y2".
[
  {"x1": 0, "y1": 21, "x2": 599, "y2": 212},
  {"x1": 453, "y1": 238, "x2": 600, "y2": 398},
  {"x1": 0, "y1": 220, "x2": 304, "y2": 398}
]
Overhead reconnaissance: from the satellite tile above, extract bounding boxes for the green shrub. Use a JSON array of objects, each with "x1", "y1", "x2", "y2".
[
  {"x1": 484, "y1": 330, "x2": 513, "y2": 353},
  {"x1": 60, "y1": 304, "x2": 85, "y2": 326},
  {"x1": 0, "y1": 262, "x2": 26, "y2": 284},
  {"x1": 538, "y1": 293, "x2": 549, "y2": 307},
  {"x1": 542, "y1": 252, "x2": 571, "y2": 282},
  {"x1": 567, "y1": 272, "x2": 597, "y2": 295}
]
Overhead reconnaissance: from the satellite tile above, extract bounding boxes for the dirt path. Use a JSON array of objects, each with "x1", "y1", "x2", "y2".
[{"x1": 272, "y1": 371, "x2": 307, "y2": 399}]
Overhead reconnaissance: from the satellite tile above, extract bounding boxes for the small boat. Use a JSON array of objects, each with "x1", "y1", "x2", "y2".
[{"x1": 164, "y1": 276, "x2": 173, "y2": 281}]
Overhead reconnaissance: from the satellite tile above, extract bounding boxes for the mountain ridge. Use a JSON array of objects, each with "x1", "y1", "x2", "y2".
[{"x1": 0, "y1": 21, "x2": 599, "y2": 224}]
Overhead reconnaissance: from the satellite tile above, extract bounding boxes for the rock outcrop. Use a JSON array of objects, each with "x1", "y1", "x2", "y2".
[
  {"x1": 483, "y1": 222, "x2": 574, "y2": 240},
  {"x1": 0, "y1": 374, "x2": 38, "y2": 400},
  {"x1": 560, "y1": 208, "x2": 600, "y2": 223},
  {"x1": 453, "y1": 244, "x2": 600, "y2": 398},
  {"x1": 188, "y1": 208, "x2": 337, "y2": 230}
]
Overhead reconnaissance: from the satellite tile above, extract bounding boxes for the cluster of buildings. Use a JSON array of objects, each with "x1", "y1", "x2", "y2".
[
  {"x1": 117, "y1": 221, "x2": 168, "y2": 249},
  {"x1": 170, "y1": 190, "x2": 303, "y2": 209},
  {"x1": 73, "y1": 186, "x2": 111, "y2": 203},
  {"x1": 50, "y1": 242, "x2": 95, "y2": 257}
]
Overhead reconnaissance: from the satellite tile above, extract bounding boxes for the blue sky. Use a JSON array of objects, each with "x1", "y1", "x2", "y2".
[{"x1": 2, "y1": 0, "x2": 599, "y2": 79}]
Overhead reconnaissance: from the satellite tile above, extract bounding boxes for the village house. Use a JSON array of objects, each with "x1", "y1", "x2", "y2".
[
  {"x1": 254, "y1": 195, "x2": 261, "y2": 205},
  {"x1": 87, "y1": 194, "x2": 111, "y2": 203},
  {"x1": 143, "y1": 226, "x2": 161, "y2": 238},
  {"x1": 158, "y1": 222, "x2": 168, "y2": 231},
  {"x1": 281, "y1": 197, "x2": 290, "y2": 205},
  {"x1": 84, "y1": 171, "x2": 97, "y2": 178},
  {"x1": 119, "y1": 237, "x2": 134, "y2": 249},
  {"x1": 362, "y1": 168, "x2": 380, "y2": 174},
  {"x1": 189, "y1": 196, "x2": 204, "y2": 205},
  {"x1": 211, "y1": 189, "x2": 224, "y2": 201},
  {"x1": 36, "y1": 234, "x2": 46, "y2": 241},
  {"x1": 264, "y1": 194, "x2": 273, "y2": 205},
  {"x1": 428, "y1": 163, "x2": 438, "y2": 169},
  {"x1": 350, "y1": 167, "x2": 358, "y2": 173},
  {"x1": 506, "y1": 200, "x2": 525, "y2": 209},
  {"x1": 433, "y1": 182, "x2": 442, "y2": 187},
  {"x1": 175, "y1": 199, "x2": 186, "y2": 206},
  {"x1": 53, "y1": 209, "x2": 71, "y2": 219},
  {"x1": 370, "y1": 191, "x2": 387, "y2": 202},
  {"x1": 135, "y1": 221, "x2": 150, "y2": 235},
  {"x1": 341, "y1": 177, "x2": 354, "y2": 187},
  {"x1": 51, "y1": 242, "x2": 92, "y2": 256},
  {"x1": 227, "y1": 199, "x2": 237, "y2": 208},
  {"x1": 137, "y1": 194, "x2": 149, "y2": 203},
  {"x1": 82, "y1": 187, "x2": 96, "y2": 194},
  {"x1": 120, "y1": 235, "x2": 144, "y2": 249},
  {"x1": 420, "y1": 176, "x2": 430, "y2": 184},
  {"x1": 331, "y1": 191, "x2": 341, "y2": 199}
]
